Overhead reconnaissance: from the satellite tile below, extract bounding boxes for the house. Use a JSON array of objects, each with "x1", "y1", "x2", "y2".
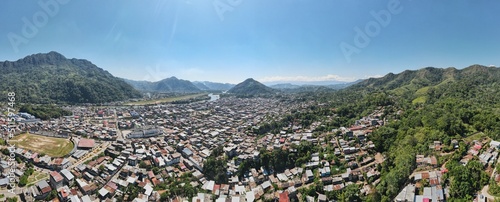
[
  {"x1": 57, "y1": 186, "x2": 72, "y2": 201},
  {"x1": 60, "y1": 169, "x2": 74, "y2": 185},
  {"x1": 451, "y1": 140, "x2": 459, "y2": 149},
  {"x1": 320, "y1": 167, "x2": 331, "y2": 177},
  {"x1": 305, "y1": 170, "x2": 314, "y2": 183},
  {"x1": 491, "y1": 140, "x2": 500, "y2": 149},
  {"x1": 37, "y1": 180, "x2": 52, "y2": 199},
  {"x1": 51, "y1": 158, "x2": 71, "y2": 170},
  {"x1": 166, "y1": 153, "x2": 181, "y2": 166},
  {"x1": 50, "y1": 171, "x2": 64, "y2": 189},
  {"x1": 279, "y1": 191, "x2": 290, "y2": 202},
  {"x1": 318, "y1": 194, "x2": 327, "y2": 202},
  {"x1": 0, "y1": 178, "x2": 9, "y2": 187},
  {"x1": 182, "y1": 148, "x2": 193, "y2": 158},
  {"x1": 395, "y1": 184, "x2": 415, "y2": 202},
  {"x1": 224, "y1": 146, "x2": 238, "y2": 158},
  {"x1": 128, "y1": 155, "x2": 138, "y2": 166}
]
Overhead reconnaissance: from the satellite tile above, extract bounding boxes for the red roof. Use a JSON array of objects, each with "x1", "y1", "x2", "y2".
[
  {"x1": 474, "y1": 144, "x2": 482, "y2": 150},
  {"x1": 78, "y1": 138, "x2": 95, "y2": 148},
  {"x1": 349, "y1": 125, "x2": 364, "y2": 131},
  {"x1": 423, "y1": 198, "x2": 430, "y2": 202},
  {"x1": 441, "y1": 168, "x2": 448, "y2": 174},
  {"x1": 59, "y1": 187, "x2": 70, "y2": 198},
  {"x1": 50, "y1": 171, "x2": 64, "y2": 182},
  {"x1": 213, "y1": 184, "x2": 221, "y2": 193},
  {"x1": 430, "y1": 178, "x2": 439, "y2": 186},
  {"x1": 41, "y1": 186, "x2": 52, "y2": 194},
  {"x1": 279, "y1": 191, "x2": 290, "y2": 202}
]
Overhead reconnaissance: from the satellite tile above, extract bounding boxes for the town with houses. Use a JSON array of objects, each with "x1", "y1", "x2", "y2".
[{"x1": 0, "y1": 96, "x2": 498, "y2": 202}]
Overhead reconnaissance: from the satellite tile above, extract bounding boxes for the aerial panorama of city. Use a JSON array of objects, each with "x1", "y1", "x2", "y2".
[{"x1": 1, "y1": 1, "x2": 500, "y2": 202}]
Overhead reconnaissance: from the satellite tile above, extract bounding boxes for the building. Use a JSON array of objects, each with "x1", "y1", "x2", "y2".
[
  {"x1": 166, "y1": 153, "x2": 181, "y2": 166},
  {"x1": 50, "y1": 171, "x2": 64, "y2": 189},
  {"x1": 127, "y1": 128, "x2": 162, "y2": 139},
  {"x1": 37, "y1": 180, "x2": 52, "y2": 200},
  {"x1": 60, "y1": 169, "x2": 75, "y2": 185},
  {"x1": 78, "y1": 139, "x2": 95, "y2": 150},
  {"x1": 128, "y1": 155, "x2": 138, "y2": 166},
  {"x1": 182, "y1": 148, "x2": 194, "y2": 158}
]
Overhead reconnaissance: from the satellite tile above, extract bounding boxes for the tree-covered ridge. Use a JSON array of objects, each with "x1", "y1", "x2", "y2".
[
  {"x1": 123, "y1": 77, "x2": 203, "y2": 93},
  {"x1": 0, "y1": 51, "x2": 142, "y2": 104},
  {"x1": 347, "y1": 65, "x2": 500, "y2": 201},
  {"x1": 18, "y1": 104, "x2": 72, "y2": 120},
  {"x1": 247, "y1": 65, "x2": 500, "y2": 201},
  {"x1": 228, "y1": 78, "x2": 277, "y2": 96}
]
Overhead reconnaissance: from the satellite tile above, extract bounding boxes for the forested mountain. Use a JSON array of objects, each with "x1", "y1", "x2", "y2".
[
  {"x1": 343, "y1": 65, "x2": 500, "y2": 201},
  {"x1": 251, "y1": 65, "x2": 500, "y2": 201},
  {"x1": 192, "y1": 82, "x2": 211, "y2": 91},
  {"x1": 270, "y1": 80, "x2": 360, "y2": 92},
  {"x1": 124, "y1": 77, "x2": 202, "y2": 93},
  {"x1": 228, "y1": 78, "x2": 276, "y2": 96},
  {"x1": 269, "y1": 83, "x2": 301, "y2": 89},
  {"x1": 0, "y1": 52, "x2": 141, "y2": 104}
]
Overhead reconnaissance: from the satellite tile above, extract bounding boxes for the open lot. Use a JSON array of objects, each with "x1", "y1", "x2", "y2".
[
  {"x1": 124, "y1": 93, "x2": 208, "y2": 105},
  {"x1": 26, "y1": 171, "x2": 49, "y2": 186},
  {"x1": 10, "y1": 133, "x2": 74, "y2": 157}
]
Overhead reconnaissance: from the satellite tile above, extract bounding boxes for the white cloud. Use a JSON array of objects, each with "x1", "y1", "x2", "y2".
[{"x1": 363, "y1": 75, "x2": 384, "y2": 79}]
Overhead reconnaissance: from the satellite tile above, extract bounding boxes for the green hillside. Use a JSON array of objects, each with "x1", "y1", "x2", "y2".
[
  {"x1": 228, "y1": 78, "x2": 276, "y2": 96},
  {"x1": 0, "y1": 52, "x2": 141, "y2": 104}
]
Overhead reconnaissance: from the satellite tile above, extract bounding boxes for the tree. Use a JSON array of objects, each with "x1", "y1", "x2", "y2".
[
  {"x1": 6, "y1": 197, "x2": 17, "y2": 202},
  {"x1": 160, "y1": 192, "x2": 169, "y2": 201},
  {"x1": 46, "y1": 190, "x2": 57, "y2": 201},
  {"x1": 342, "y1": 184, "x2": 361, "y2": 201},
  {"x1": 18, "y1": 175, "x2": 28, "y2": 187}
]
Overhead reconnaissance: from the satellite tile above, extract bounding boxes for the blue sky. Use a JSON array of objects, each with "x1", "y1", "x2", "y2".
[{"x1": 1, "y1": 0, "x2": 499, "y2": 84}]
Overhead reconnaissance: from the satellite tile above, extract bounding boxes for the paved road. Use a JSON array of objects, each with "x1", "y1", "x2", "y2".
[
  {"x1": 481, "y1": 185, "x2": 495, "y2": 201},
  {"x1": 0, "y1": 141, "x2": 110, "y2": 201},
  {"x1": 69, "y1": 141, "x2": 110, "y2": 170},
  {"x1": 479, "y1": 152, "x2": 500, "y2": 201}
]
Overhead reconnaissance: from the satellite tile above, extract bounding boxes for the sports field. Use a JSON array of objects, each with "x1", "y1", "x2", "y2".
[{"x1": 10, "y1": 133, "x2": 74, "y2": 157}]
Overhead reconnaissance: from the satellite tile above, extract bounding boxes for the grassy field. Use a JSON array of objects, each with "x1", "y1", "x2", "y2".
[
  {"x1": 464, "y1": 132, "x2": 488, "y2": 143},
  {"x1": 124, "y1": 93, "x2": 208, "y2": 105},
  {"x1": 10, "y1": 133, "x2": 74, "y2": 157},
  {"x1": 26, "y1": 171, "x2": 49, "y2": 186}
]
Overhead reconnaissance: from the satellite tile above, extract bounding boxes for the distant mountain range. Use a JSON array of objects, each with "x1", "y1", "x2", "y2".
[
  {"x1": 123, "y1": 78, "x2": 235, "y2": 93},
  {"x1": 0, "y1": 52, "x2": 141, "y2": 104},
  {"x1": 351, "y1": 65, "x2": 499, "y2": 91},
  {"x1": 269, "y1": 80, "x2": 361, "y2": 91},
  {"x1": 123, "y1": 77, "x2": 202, "y2": 93},
  {"x1": 6, "y1": 52, "x2": 496, "y2": 105},
  {"x1": 349, "y1": 64, "x2": 500, "y2": 104},
  {"x1": 192, "y1": 81, "x2": 235, "y2": 91}
]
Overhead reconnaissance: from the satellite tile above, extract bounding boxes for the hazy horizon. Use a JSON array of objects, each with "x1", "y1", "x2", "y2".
[{"x1": 1, "y1": 0, "x2": 499, "y2": 83}]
